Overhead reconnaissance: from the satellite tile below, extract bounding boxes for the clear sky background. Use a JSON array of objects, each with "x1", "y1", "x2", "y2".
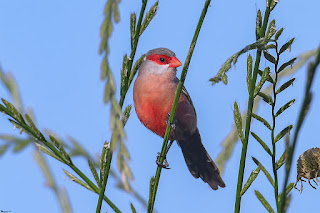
[{"x1": 0, "y1": 0, "x2": 319, "y2": 213}]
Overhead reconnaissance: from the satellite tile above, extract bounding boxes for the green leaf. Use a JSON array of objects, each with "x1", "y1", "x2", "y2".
[
  {"x1": 117, "y1": 149, "x2": 133, "y2": 191},
  {"x1": 122, "y1": 105, "x2": 132, "y2": 126},
  {"x1": 131, "y1": 203, "x2": 137, "y2": 213},
  {"x1": 25, "y1": 114, "x2": 46, "y2": 141},
  {"x1": 68, "y1": 136, "x2": 90, "y2": 158},
  {"x1": 112, "y1": 1, "x2": 120, "y2": 23},
  {"x1": 265, "y1": 19, "x2": 276, "y2": 40},
  {"x1": 258, "y1": 69, "x2": 274, "y2": 84},
  {"x1": 275, "y1": 99, "x2": 295, "y2": 117},
  {"x1": 120, "y1": 140, "x2": 130, "y2": 160},
  {"x1": 241, "y1": 167, "x2": 260, "y2": 196},
  {"x1": 257, "y1": 92, "x2": 273, "y2": 105},
  {"x1": 275, "y1": 28, "x2": 284, "y2": 40},
  {"x1": 256, "y1": 10, "x2": 262, "y2": 39},
  {"x1": 252, "y1": 113, "x2": 272, "y2": 130},
  {"x1": 100, "y1": 57, "x2": 109, "y2": 80},
  {"x1": 2, "y1": 98, "x2": 25, "y2": 124},
  {"x1": 103, "y1": 81, "x2": 111, "y2": 104},
  {"x1": 276, "y1": 149, "x2": 287, "y2": 170},
  {"x1": 278, "y1": 183, "x2": 294, "y2": 208},
  {"x1": 130, "y1": 13, "x2": 136, "y2": 50},
  {"x1": 233, "y1": 102, "x2": 244, "y2": 143},
  {"x1": 276, "y1": 78, "x2": 295, "y2": 94},
  {"x1": 148, "y1": 177, "x2": 155, "y2": 213},
  {"x1": 251, "y1": 132, "x2": 272, "y2": 156},
  {"x1": 35, "y1": 143, "x2": 64, "y2": 163},
  {"x1": 88, "y1": 160, "x2": 101, "y2": 188},
  {"x1": 0, "y1": 144, "x2": 10, "y2": 157},
  {"x1": 246, "y1": 54, "x2": 253, "y2": 92},
  {"x1": 13, "y1": 140, "x2": 29, "y2": 152},
  {"x1": 121, "y1": 54, "x2": 129, "y2": 92},
  {"x1": 222, "y1": 74, "x2": 228, "y2": 85},
  {"x1": 285, "y1": 183, "x2": 294, "y2": 195},
  {"x1": 255, "y1": 190, "x2": 275, "y2": 213},
  {"x1": 263, "y1": 51, "x2": 276, "y2": 64},
  {"x1": 50, "y1": 135, "x2": 72, "y2": 164},
  {"x1": 64, "y1": 169, "x2": 94, "y2": 192},
  {"x1": 100, "y1": 142, "x2": 111, "y2": 184},
  {"x1": 210, "y1": 39, "x2": 268, "y2": 85},
  {"x1": 128, "y1": 54, "x2": 145, "y2": 87},
  {"x1": 281, "y1": 194, "x2": 292, "y2": 212},
  {"x1": 270, "y1": 0, "x2": 278, "y2": 11},
  {"x1": 275, "y1": 125, "x2": 293, "y2": 143},
  {"x1": 9, "y1": 119, "x2": 25, "y2": 135},
  {"x1": 252, "y1": 157, "x2": 275, "y2": 187},
  {"x1": 278, "y1": 58, "x2": 296, "y2": 73},
  {"x1": 265, "y1": 44, "x2": 276, "y2": 50},
  {"x1": 254, "y1": 67, "x2": 271, "y2": 96},
  {"x1": 284, "y1": 135, "x2": 290, "y2": 172},
  {"x1": 140, "y1": 1, "x2": 159, "y2": 35},
  {"x1": 279, "y1": 38, "x2": 295, "y2": 54}
]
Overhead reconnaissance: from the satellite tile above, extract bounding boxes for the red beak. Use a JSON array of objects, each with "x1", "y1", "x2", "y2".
[{"x1": 169, "y1": 56, "x2": 182, "y2": 68}]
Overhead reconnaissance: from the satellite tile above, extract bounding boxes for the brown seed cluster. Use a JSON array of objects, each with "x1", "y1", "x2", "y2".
[{"x1": 295, "y1": 147, "x2": 320, "y2": 193}]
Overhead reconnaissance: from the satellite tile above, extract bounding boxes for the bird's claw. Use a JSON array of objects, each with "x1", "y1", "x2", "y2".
[
  {"x1": 166, "y1": 112, "x2": 176, "y2": 130},
  {"x1": 156, "y1": 152, "x2": 170, "y2": 169}
]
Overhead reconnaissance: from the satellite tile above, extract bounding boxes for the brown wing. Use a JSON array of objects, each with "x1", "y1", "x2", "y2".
[{"x1": 173, "y1": 77, "x2": 197, "y2": 139}]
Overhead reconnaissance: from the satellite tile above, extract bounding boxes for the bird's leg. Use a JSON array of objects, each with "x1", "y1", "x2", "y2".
[
  {"x1": 156, "y1": 152, "x2": 169, "y2": 169},
  {"x1": 166, "y1": 112, "x2": 176, "y2": 130},
  {"x1": 165, "y1": 140, "x2": 174, "y2": 156},
  {"x1": 156, "y1": 140, "x2": 174, "y2": 169}
]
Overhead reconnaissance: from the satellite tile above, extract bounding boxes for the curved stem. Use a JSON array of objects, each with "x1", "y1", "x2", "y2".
[
  {"x1": 0, "y1": 106, "x2": 122, "y2": 213},
  {"x1": 234, "y1": 1, "x2": 273, "y2": 212},
  {"x1": 96, "y1": 1, "x2": 149, "y2": 212},
  {"x1": 147, "y1": 0, "x2": 212, "y2": 212},
  {"x1": 69, "y1": 164, "x2": 121, "y2": 213},
  {"x1": 271, "y1": 42, "x2": 280, "y2": 212},
  {"x1": 279, "y1": 46, "x2": 320, "y2": 212}
]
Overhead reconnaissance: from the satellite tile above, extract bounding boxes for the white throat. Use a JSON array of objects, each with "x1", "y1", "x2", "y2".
[{"x1": 139, "y1": 59, "x2": 174, "y2": 76}]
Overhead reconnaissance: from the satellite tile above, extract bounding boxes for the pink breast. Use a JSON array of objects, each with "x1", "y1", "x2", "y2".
[{"x1": 135, "y1": 94, "x2": 171, "y2": 137}]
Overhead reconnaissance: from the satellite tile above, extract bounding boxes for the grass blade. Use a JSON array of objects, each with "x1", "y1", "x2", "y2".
[
  {"x1": 240, "y1": 167, "x2": 260, "y2": 196},
  {"x1": 252, "y1": 157, "x2": 274, "y2": 187},
  {"x1": 234, "y1": 102, "x2": 244, "y2": 143},
  {"x1": 252, "y1": 113, "x2": 272, "y2": 130},
  {"x1": 275, "y1": 125, "x2": 293, "y2": 143},
  {"x1": 251, "y1": 132, "x2": 272, "y2": 156},
  {"x1": 276, "y1": 78, "x2": 295, "y2": 94},
  {"x1": 255, "y1": 190, "x2": 275, "y2": 213},
  {"x1": 275, "y1": 99, "x2": 295, "y2": 117}
]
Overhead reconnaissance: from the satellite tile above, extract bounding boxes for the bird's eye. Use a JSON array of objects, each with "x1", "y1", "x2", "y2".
[{"x1": 159, "y1": 57, "x2": 165, "y2": 62}]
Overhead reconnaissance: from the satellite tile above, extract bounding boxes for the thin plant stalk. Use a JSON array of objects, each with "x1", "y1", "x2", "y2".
[
  {"x1": 279, "y1": 46, "x2": 320, "y2": 213},
  {"x1": 148, "y1": 0, "x2": 212, "y2": 212},
  {"x1": 95, "y1": 1, "x2": 149, "y2": 212},
  {"x1": 0, "y1": 102, "x2": 121, "y2": 213},
  {"x1": 271, "y1": 42, "x2": 280, "y2": 211},
  {"x1": 234, "y1": 1, "x2": 273, "y2": 212}
]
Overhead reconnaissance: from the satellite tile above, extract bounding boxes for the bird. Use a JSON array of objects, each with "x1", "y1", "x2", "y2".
[{"x1": 133, "y1": 47, "x2": 225, "y2": 190}]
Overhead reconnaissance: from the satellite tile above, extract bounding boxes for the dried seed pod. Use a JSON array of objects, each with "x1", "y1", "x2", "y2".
[{"x1": 294, "y1": 147, "x2": 320, "y2": 193}]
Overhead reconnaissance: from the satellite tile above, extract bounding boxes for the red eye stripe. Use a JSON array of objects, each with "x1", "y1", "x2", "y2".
[{"x1": 147, "y1": 54, "x2": 172, "y2": 65}]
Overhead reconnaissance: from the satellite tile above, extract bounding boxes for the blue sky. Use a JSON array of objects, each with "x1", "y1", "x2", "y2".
[{"x1": 0, "y1": 0, "x2": 319, "y2": 212}]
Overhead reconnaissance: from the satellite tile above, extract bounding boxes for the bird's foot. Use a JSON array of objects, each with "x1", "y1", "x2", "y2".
[
  {"x1": 166, "y1": 112, "x2": 176, "y2": 130},
  {"x1": 156, "y1": 152, "x2": 170, "y2": 169}
]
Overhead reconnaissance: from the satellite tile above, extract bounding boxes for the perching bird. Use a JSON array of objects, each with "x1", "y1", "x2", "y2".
[{"x1": 133, "y1": 48, "x2": 225, "y2": 190}]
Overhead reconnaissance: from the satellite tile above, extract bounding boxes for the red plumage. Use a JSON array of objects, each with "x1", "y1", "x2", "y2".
[{"x1": 133, "y1": 48, "x2": 225, "y2": 190}]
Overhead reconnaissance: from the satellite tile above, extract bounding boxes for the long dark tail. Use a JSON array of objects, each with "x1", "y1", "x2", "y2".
[{"x1": 177, "y1": 129, "x2": 225, "y2": 190}]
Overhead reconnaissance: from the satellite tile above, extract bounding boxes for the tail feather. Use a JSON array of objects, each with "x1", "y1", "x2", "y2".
[{"x1": 177, "y1": 129, "x2": 225, "y2": 190}]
